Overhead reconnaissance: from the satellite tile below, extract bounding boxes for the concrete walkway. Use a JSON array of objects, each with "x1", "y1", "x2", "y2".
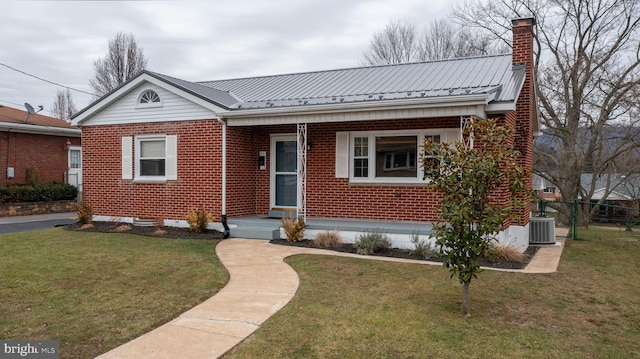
[{"x1": 96, "y1": 236, "x2": 565, "y2": 359}]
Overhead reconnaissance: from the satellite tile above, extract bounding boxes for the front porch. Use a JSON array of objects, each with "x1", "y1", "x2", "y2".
[{"x1": 227, "y1": 216, "x2": 435, "y2": 249}]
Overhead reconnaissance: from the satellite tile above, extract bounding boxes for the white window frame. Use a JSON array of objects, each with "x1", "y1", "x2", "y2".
[
  {"x1": 136, "y1": 88, "x2": 163, "y2": 108},
  {"x1": 543, "y1": 186, "x2": 556, "y2": 193},
  {"x1": 135, "y1": 135, "x2": 168, "y2": 181},
  {"x1": 68, "y1": 146, "x2": 82, "y2": 169},
  {"x1": 349, "y1": 129, "x2": 445, "y2": 184}
]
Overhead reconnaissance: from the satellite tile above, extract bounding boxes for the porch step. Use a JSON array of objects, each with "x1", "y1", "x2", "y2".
[
  {"x1": 228, "y1": 217, "x2": 281, "y2": 240},
  {"x1": 229, "y1": 226, "x2": 280, "y2": 240}
]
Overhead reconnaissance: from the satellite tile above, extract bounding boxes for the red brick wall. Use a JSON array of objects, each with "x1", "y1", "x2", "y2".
[
  {"x1": 0, "y1": 132, "x2": 80, "y2": 186},
  {"x1": 82, "y1": 120, "x2": 223, "y2": 221},
  {"x1": 248, "y1": 117, "x2": 460, "y2": 222},
  {"x1": 512, "y1": 18, "x2": 536, "y2": 226},
  {"x1": 82, "y1": 111, "x2": 531, "y2": 225},
  {"x1": 226, "y1": 126, "x2": 257, "y2": 217}
]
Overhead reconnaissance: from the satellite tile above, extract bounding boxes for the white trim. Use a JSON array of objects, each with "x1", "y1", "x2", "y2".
[
  {"x1": 165, "y1": 135, "x2": 178, "y2": 180},
  {"x1": 223, "y1": 94, "x2": 490, "y2": 119},
  {"x1": 135, "y1": 134, "x2": 168, "y2": 181},
  {"x1": 348, "y1": 129, "x2": 449, "y2": 184},
  {"x1": 68, "y1": 146, "x2": 82, "y2": 169},
  {"x1": 270, "y1": 134, "x2": 298, "y2": 210},
  {"x1": 121, "y1": 137, "x2": 133, "y2": 180},
  {"x1": 0, "y1": 122, "x2": 81, "y2": 137},
  {"x1": 72, "y1": 73, "x2": 226, "y2": 126},
  {"x1": 296, "y1": 123, "x2": 307, "y2": 222},
  {"x1": 136, "y1": 88, "x2": 163, "y2": 109},
  {"x1": 225, "y1": 104, "x2": 488, "y2": 127},
  {"x1": 335, "y1": 132, "x2": 349, "y2": 178},
  {"x1": 92, "y1": 216, "x2": 229, "y2": 232}
]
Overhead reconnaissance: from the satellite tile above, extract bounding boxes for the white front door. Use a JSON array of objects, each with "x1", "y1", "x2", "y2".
[
  {"x1": 271, "y1": 135, "x2": 297, "y2": 209},
  {"x1": 68, "y1": 146, "x2": 82, "y2": 190}
]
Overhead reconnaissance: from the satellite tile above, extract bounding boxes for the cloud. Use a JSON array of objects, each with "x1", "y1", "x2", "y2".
[{"x1": 0, "y1": 0, "x2": 456, "y2": 114}]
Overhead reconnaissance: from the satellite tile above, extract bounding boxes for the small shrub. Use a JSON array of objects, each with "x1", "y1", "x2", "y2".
[
  {"x1": 186, "y1": 207, "x2": 213, "y2": 233},
  {"x1": 76, "y1": 204, "x2": 95, "y2": 224},
  {"x1": 485, "y1": 244, "x2": 529, "y2": 263},
  {"x1": 410, "y1": 233, "x2": 438, "y2": 259},
  {"x1": 313, "y1": 230, "x2": 342, "y2": 248},
  {"x1": 354, "y1": 230, "x2": 392, "y2": 255},
  {"x1": 281, "y1": 215, "x2": 307, "y2": 242}
]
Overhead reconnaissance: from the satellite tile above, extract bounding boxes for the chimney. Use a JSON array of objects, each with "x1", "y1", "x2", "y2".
[
  {"x1": 511, "y1": 17, "x2": 537, "y2": 227},
  {"x1": 511, "y1": 17, "x2": 536, "y2": 67}
]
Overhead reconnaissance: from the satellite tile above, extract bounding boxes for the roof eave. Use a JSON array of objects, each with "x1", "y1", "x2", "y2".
[
  {"x1": 71, "y1": 72, "x2": 227, "y2": 126},
  {"x1": 220, "y1": 94, "x2": 493, "y2": 119},
  {"x1": 0, "y1": 122, "x2": 81, "y2": 137}
]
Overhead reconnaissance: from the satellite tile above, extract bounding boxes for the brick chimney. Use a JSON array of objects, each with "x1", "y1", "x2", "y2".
[
  {"x1": 512, "y1": 17, "x2": 537, "y2": 227},
  {"x1": 512, "y1": 17, "x2": 536, "y2": 69}
]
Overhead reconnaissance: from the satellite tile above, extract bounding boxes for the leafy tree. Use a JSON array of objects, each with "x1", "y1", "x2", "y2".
[
  {"x1": 423, "y1": 118, "x2": 526, "y2": 316},
  {"x1": 51, "y1": 88, "x2": 77, "y2": 122},
  {"x1": 361, "y1": 18, "x2": 505, "y2": 65},
  {"x1": 89, "y1": 32, "x2": 147, "y2": 98},
  {"x1": 452, "y1": 0, "x2": 640, "y2": 224}
]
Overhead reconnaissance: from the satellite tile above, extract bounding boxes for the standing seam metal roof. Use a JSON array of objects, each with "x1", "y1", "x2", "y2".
[{"x1": 194, "y1": 54, "x2": 524, "y2": 110}]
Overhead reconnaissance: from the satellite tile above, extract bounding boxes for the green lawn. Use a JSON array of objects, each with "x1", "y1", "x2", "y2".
[
  {"x1": 225, "y1": 227, "x2": 640, "y2": 359},
  {"x1": 0, "y1": 228, "x2": 228, "y2": 359}
]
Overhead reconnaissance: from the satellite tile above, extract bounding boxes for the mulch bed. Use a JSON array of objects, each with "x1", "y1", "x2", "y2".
[
  {"x1": 64, "y1": 221, "x2": 224, "y2": 240},
  {"x1": 64, "y1": 222, "x2": 536, "y2": 269},
  {"x1": 270, "y1": 238, "x2": 539, "y2": 270}
]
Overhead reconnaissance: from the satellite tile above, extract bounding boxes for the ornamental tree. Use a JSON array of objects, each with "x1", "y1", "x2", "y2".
[{"x1": 423, "y1": 118, "x2": 526, "y2": 316}]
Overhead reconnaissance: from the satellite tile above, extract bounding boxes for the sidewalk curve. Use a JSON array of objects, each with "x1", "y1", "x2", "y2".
[{"x1": 96, "y1": 237, "x2": 564, "y2": 359}]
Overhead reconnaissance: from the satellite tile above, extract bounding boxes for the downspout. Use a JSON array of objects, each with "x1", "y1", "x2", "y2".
[{"x1": 215, "y1": 116, "x2": 230, "y2": 239}]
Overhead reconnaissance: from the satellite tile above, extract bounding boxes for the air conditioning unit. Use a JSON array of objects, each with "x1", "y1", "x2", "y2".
[{"x1": 529, "y1": 217, "x2": 556, "y2": 244}]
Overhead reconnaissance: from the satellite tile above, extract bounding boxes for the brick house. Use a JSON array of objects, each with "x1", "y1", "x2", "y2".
[
  {"x1": 1, "y1": 105, "x2": 81, "y2": 187},
  {"x1": 72, "y1": 18, "x2": 537, "y2": 249}
]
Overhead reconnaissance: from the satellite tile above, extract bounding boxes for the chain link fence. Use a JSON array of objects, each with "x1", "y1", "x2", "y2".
[{"x1": 534, "y1": 200, "x2": 640, "y2": 240}]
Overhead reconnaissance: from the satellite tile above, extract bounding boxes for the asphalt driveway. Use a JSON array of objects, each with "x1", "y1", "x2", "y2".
[{"x1": 0, "y1": 212, "x2": 77, "y2": 234}]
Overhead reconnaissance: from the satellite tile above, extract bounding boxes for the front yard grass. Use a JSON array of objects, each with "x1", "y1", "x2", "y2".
[
  {"x1": 0, "y1": 228, "x2": 227, "y2": 358},
  {"x1": 226, "y1": 227, "x2": 640, "y2": 358}
]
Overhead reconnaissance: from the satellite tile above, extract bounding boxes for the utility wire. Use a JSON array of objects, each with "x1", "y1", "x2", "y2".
[
  {"x1": 0, "y1": 98, "x2": 55, "y2": 116},
  {"x1": 0, "y1": 61, "x2": 96, "y2": 96}
]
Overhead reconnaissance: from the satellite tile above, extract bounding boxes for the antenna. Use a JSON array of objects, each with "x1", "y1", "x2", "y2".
[
  {"x1": 25, "y1": 103, "x2": 35, "y2": 114},
  {"x1": 24, "y1": 102, "x2": 43, "y2": 123}
]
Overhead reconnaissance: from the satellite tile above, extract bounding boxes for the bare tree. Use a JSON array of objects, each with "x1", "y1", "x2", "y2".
[
  {"x1": 51, "y1": 88, "x2": 77, "y2": 122},
  {"x1": 361, "y1": 19, "x2": 421, "y2": 65},
  {"x1": 89, "y1": 32, "x2": 147, "y2": 98},
  {"x1": 418, "y1": 19, "x2": 507, "y2": 60},
  {"x1": 361, "y1": 18, "x2": 505, "y2": 66},
  {"x1": 452, "y1": 0, "x2": 640, "y2": 224}
]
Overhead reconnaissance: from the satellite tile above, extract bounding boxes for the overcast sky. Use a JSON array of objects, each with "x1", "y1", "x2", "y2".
[{"x1": 0, "y1": 0, "x2": 461, "y2": 117}]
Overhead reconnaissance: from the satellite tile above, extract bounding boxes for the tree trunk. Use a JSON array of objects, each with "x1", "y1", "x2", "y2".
[{"x1": 463, "y1": 281, "x2": 471, "y2": 317}]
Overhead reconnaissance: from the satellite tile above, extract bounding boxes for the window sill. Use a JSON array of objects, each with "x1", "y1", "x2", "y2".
[
  {"x1": 349, "y1": 180, "x2": 429, "y2": 186},
  {"x1": 133, "y1": 178, "x2": 167, "y2": 184}
]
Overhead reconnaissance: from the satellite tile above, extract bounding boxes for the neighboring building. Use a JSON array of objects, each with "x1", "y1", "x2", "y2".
[
  {"x1": 0, "y1": 105, "x2": 81, "y2": 188},
  {"x1": 580, "y1": 173, "x2": 640, "y2": 222},
  {"x1": 532, "y1": 173, "x2": 561, "y2": 201},
  {"x1": 72, "y1": 18, "x2": 537, "y2": 249}
]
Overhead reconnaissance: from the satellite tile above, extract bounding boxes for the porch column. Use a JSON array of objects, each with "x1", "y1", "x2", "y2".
[
  {"x1": 297, "y1": 123, "x2": 307, "y2": 222},
  {"x1": 461, "y1": 115, "x2": 474, "y2": 149}
]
